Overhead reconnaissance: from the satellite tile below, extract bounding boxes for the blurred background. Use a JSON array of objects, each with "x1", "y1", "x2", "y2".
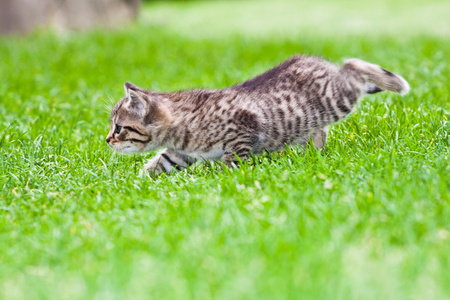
[
  {"x1": 0, "y1": 0, "x2": 141, "y2": 34},
  {"x1": 1, "y1": 0, "x2": 449, "y2": 38}
]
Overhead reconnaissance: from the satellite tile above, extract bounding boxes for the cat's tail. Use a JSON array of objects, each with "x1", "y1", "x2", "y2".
[{"x1": 343, "y1": 58, "x2": 410, "y2": 96}]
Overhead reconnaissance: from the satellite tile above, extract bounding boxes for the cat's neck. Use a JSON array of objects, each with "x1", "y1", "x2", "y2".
[{"x1": 158, "y1": 89, "x2": 218, "y2": 150}]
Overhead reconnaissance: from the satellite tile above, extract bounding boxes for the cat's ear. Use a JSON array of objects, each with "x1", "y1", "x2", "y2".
[
  {"x1": 124, "y1": 82, "x2": 147, "y2": 115},
  {"x1": 123, "y1": 82, "x2": 172, "y2": 125},
  {"x1": 124, "y1": 82, "x2": 142, "y2": 94}
]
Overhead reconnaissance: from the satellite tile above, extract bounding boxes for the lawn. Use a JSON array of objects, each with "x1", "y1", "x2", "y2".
[{"x1": 1, "y1": 0, "x2": 450, "y2": 299}]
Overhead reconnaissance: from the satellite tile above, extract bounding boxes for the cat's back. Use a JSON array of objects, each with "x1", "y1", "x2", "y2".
[{"x1": 231, "y1": 55, "x2": 338, "y2": 94}]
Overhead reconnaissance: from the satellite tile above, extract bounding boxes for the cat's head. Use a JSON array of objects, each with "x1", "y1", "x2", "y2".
[{"x1": 106, "y1": 82, "x2": 172, "y2": 154}]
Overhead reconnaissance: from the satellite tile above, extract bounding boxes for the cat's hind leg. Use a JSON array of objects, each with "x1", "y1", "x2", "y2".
[
  {"x1": 297, "y1": 128, "x2": 328, "y2": 149},
  {"x1": 310, "y1": 128, "x2": 328, "y2": 149},
  {"x1": 144, "y1": 148, "x2": 195, "y2": 175}
]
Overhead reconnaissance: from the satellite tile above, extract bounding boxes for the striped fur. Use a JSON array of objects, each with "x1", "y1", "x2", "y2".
[{"x1": 106, "y1": 55, "x2": 409, "y2": 175}]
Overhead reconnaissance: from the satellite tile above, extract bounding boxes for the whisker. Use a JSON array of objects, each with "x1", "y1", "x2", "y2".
[{"x1": 101, "y1": 93, "x2": 116, "y2": 115}]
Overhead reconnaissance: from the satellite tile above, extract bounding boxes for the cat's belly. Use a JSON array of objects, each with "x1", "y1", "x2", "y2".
[
  {"x1": 257, "y1": 134, "x2": 310, "y2": 151},
  {"x1": 182, "y1": 148, "x2": 226, "y2": 161}
]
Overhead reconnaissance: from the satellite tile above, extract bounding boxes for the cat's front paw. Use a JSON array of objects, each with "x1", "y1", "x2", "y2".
[{"x1": 143, "y1": 159, "x2": 165, "y2": 176}]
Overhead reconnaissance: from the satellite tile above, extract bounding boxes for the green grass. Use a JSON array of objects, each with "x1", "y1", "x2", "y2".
[{"x1": 1, "y1": 0, "x2": 450, "y2": 299}]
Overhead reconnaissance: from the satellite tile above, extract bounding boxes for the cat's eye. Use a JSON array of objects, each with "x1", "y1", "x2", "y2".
[{"x1": 114, "y1": 125, "x2": 122, "y2": 134}]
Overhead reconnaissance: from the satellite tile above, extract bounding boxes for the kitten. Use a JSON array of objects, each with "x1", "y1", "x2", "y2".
[{"x1": 106, "y1": 55, "x2": 409, "y2": 175}]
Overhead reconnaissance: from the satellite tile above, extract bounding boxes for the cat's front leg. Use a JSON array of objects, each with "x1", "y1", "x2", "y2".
[
  {"x1": 222, "y1": 140, "x2": 255, "y2": 168},
  {"x1": 223, "y1": 151, "x2": 251, "y2": 168},
  {"x1": 144, "y1": 148, "x2": 195, "y2": 175}
]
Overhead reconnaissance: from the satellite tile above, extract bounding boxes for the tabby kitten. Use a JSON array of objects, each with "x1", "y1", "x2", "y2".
[{"x1": 106, "y1": 55, "x2": 409, "y2": 175}]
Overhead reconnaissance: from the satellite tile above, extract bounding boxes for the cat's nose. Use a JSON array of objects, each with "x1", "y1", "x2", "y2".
[{"x1": 106, "y1": 136, "x2": 111, "y2": 143}]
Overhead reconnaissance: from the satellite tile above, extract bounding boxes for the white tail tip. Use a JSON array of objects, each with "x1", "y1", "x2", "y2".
[{"x1": 398, "y1": 75, "x2": 410, "y2": 96}]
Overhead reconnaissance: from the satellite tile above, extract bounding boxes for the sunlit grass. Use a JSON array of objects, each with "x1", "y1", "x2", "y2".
[{"x1": 1, "y1": 0, "x2": 450, "y2": 299}]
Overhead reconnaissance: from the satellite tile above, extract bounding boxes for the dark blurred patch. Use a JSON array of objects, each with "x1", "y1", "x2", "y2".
[{"x1": 0, "y1": 0, "x2": 141, "y2": 35}]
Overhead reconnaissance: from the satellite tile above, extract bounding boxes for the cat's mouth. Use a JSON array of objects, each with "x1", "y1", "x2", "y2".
[
  {"x1": 108, "y1": 143, "x2": 130, "y2": 151},
  {"x1": 115, "y1": 146, "x2": 131, "y2": 152},
  {"x1": 112, "y1": 145, "x2": 142, "y2": 155}
]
